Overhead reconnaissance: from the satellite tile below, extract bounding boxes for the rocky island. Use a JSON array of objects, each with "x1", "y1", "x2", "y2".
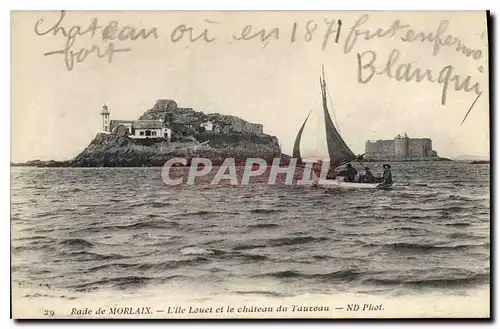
[{"x1": 13, "y1": 99, "x2": 283, "y2": 167}]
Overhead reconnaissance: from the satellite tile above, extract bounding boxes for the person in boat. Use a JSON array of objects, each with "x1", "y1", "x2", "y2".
[
  {"x1": 382, "y1": 164, "x2": 393, "y2": 184},
  {"x1": 341, "y1": 163, "x2": 358, "y2": 182},
  {"x1": 363, "y1": 166, "x2": 375, "y2": 183},
  {"x1": 326, "y1": 166, "x2": 336, "y2": 179}
]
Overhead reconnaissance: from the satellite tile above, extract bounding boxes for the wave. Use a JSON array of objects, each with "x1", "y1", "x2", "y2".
[
  {"x1": 182, "y1": 210, "x2": 243, "y2": 217},
  {"x1": 13, "y1": 237, "x2": 58, "y2": 252},
  {"x1": 234, "y1": 290, "x2": 290, "y2": 297},
  {"x1": 59, "y1": 238, "x2": 93, "y2": 248},
  {"x1": 185, "y1": 210, "x2": 215, "y2": 216},
  {"x1": 210, "y1": 250, "x2": 268, "y2": 261},
  {"x1": 32, "y1": 186, "x2": 50, "y2": 190},
  {"x1": 439, "y1": 206, "x2": 477, "y2": 214},
  {"x1": 447, "y1": 232, "x2": 480, "y2": 239},
  {"x1": 181, "y1": 247, "x2": 213, "y2": 255},
  {"x1": 391, "y1": 227, "x2": 420, "y2": 232},
  {"x1": 311, "y1": 255, "x2": 335, "y2": 260},
  {"x1": 23, "y1": 293, "x2": 76, "y2": 300},
  {"x1": 22, "y1": 293, "x2": 58, "y2": 299},
  {"x1": 364, "y1": 273, "x2": 489, "y2": 288},
  {"x1": 129, "y1": 221, "x2": 182, "y2": 229},
  {"x1": 254, "y1": 270, "x2": 304, "y2": 278},
  {"x1": 151, "y1": 202, "x2": 171, "y2": 208},
  {"x1": 207, "y1": 248, "x2": 269, "y2": 261},
  {"x1": 250, "y1": 209, "x2": 283, "y2": 214},
  {"x1": 268, "y1": 236, "x2": 327, "y2": 247},
  {"x1": 126, "y1": 202, "x2": 150, "y2": 209},
  {"x1": 32, "y1": 228, "x2": 56, "y2": 233},
  {"x1": 247, "y1": 223, "x2": 280, "y2": 229},
  {"x1": 233, "y1": 243, "x2": 268, "y2": 250},
  {"x1": 61, "y1": 250, "x2": 127, "y2": 261},
  {"x1": 84, "y1": 262, "x2": 138, "y2": 272},
  {"x1": 444, "y1": 222, "x2": 471, "y2": 227},
  {"x1": 84, "y1": 257, "x2": 211, "y2": 273},
  {"x1": 14, "y1": 235, "x2": 56, "y2": 242},
  {"x1": 13, "y1": 245, "x2": 43, "y2": 253},
  {"x1": 447, "y1": 194, "x2": 489, "y2": 202},
  {"x1": 382, "y1": 204, "x2": 477, "y2": 213},
  {"x1": 237, "y1": 253, "x2": 268, "y2": 261},
  {"x1": 255, "y1": 269, "x2": 362, "y2": 281},
  {"x1": 176, "y1": 246, "x2": 270, "y2": 263},
  {"x1": 70, "y1": 275, "x2": 180, "y2": 291},
  {"x1": 375, "y1": 242, "x2": 488, "y2": 252},
  {"x1": 139, "y1": 257, "x2": 211, "y2": 271},
  {"x1": 140, "y1": 237, "x2": 181, "y2": 247},
  {"x1": 397, "y1": 192, "x2": 439, "y2": 199},
  {"x1": 233, "y1": 236, "x2": 327, "y2": 251},
  {"x1": 33, "y1": 211, "x2": 59, "y2": 219},
  {"x1": 349, "y1": 205, "x2": 373, "y2": 209},
  {"x1": 71, "y1": 221, "x2": 181, "y2": 234},
  {"x1": 380, "y1": 206, "x2": 438, "y2": 212}
]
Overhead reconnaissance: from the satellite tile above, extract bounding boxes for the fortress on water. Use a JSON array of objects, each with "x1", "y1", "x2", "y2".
[{"x1": 364, "y1": 133, "x2": 438, "y2": 161}]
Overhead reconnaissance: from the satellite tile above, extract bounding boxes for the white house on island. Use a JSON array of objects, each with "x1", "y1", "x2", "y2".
[
  {"x1": 200, "y1": 120, "x2": 213, "y2": 131},
  {"x1": 100, "y1": 105, "x2": 172, "y2": 141}
]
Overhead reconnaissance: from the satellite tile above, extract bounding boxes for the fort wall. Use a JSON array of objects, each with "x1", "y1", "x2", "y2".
[{"x1": 365, "y1": 134, "x2": 437, "y2": 160}]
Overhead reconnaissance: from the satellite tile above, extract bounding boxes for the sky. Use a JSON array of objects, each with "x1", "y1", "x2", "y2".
[{"x1": 11, "y1": 11, "x2": 490, "y2": 162}]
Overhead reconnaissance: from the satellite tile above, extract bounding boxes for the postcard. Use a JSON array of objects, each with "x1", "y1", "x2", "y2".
[{"x1": 11, "y1": 10, "x2": 490, "y2": 319}]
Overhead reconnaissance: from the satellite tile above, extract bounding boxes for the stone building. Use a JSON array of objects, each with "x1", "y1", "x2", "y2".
[
  {"x1": 365, "y1": 133, "x2": 438, "y2": 160},
  {"x1": 100, "y1": 105, "x2": 172, "y2": 141}
]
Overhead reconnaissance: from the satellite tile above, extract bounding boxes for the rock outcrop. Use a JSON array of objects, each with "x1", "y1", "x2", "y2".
[
  {"x1": 70, "y1": 99, "x2": 281, "y2": 167},
  {"x1": 72, "y1": 132, "x2": 281, "y2": 167},
  {"x1": 139, "y1": 100, "x2": 264, "y2": 138},
  {"x1": 11, "y1": 160, "x2": 72, "y2": 167}
]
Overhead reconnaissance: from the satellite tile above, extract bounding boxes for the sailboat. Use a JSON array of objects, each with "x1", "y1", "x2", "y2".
[{"x1": 293, "y1": 67, "x2": 393, "y2": 189}]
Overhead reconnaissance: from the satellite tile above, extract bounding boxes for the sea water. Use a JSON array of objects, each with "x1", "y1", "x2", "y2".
[{"x1": 11, "y1": 162, "x2": 490, "y2": 318}]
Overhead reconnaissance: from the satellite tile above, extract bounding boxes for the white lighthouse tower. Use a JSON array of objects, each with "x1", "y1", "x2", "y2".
[{"x1": 100, "y1": 104, "x2": 110, "y2": 132}]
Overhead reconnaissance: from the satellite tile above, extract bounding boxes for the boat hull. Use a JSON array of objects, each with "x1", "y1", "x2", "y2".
[{"x1": 313, "y1": 175, "x2": 393, "y2": 190}]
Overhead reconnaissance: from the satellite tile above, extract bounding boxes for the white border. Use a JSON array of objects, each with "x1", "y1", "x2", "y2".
[
  {"x1": 4, "y1": 0, "x2": 499, "y2": 10},
  {"x1": 3, "y1": 1, "x2": 498, "y2": 328}
]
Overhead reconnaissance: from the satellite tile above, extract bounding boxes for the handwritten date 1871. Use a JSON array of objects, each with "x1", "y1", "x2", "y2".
[{"x1": 231, "y1": 19, "x2": 342, "y2": 49}]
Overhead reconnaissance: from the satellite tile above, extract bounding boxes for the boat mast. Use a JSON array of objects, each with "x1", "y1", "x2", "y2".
[
  {"x1": 321, "y1": 65, "x2": 327, "y2": 109},
  {"x1": 320, "y1": 65, "x2": 357, "y2": 168},
  {"x1": 320, "y1": 65, "x2": 331, "y2": 168}
]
